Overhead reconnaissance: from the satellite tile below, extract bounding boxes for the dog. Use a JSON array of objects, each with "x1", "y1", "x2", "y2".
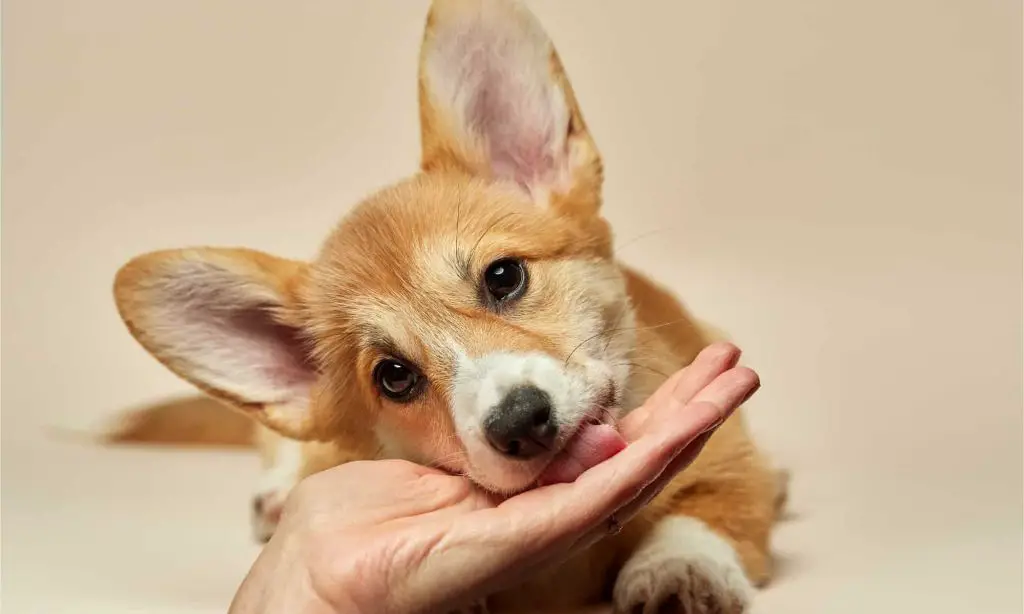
[{"x1": 111, "y1": 1, "x2": 786, "y2": 610}]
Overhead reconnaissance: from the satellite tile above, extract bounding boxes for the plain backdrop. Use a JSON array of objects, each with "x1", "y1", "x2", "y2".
[{"x1": 3, "y1": 1, "x2": 1022, "y2": 612}]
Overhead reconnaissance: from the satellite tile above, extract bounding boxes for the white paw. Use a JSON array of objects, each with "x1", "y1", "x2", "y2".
[
  {"x1": 613, "y1": 517, "x2": 754, "y2": 614},
  {"x1": 250, "y1": 489, "x2": 288, "y2": 543}
]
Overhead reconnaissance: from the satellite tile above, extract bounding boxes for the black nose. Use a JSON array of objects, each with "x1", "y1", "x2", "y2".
[{"x1": 484, "y1": 386, "x2": 557, "y2": 459}]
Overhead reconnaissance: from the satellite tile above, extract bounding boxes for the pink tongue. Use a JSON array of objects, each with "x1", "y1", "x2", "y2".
[{"x1": 538, "y1": 423, "x2": 627, "y2": 485}]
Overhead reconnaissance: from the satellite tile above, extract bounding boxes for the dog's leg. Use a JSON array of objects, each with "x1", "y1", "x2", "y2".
[
  {"x1": 251, "y1": 433, "x2": 304, "y2": 543},
  {"x1": 613, "y1": 452, "x2": 782, "y2": 613}
]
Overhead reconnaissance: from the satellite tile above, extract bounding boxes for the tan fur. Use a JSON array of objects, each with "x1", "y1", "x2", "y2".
[
  {"x1": 105, "y1": 395, "x2": 255, "y2": 447},
  {"x1": 103, "y1": 394, "x2": 359, "y2": 485},
  {"x1": 111, "y1": 1, "x2": 785, "y2": 610}
]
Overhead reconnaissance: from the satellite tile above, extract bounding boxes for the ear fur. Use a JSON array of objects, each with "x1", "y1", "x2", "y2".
[
  {"x1": 113, "y1": 248, "x2": 317, "y2": 439},
  {"x1": 418, "y1": 0, "x2": 603, "y2": 216}
]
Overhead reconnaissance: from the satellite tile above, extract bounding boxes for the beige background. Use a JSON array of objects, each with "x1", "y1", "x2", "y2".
[{"x1": 3, "y1": 1, "x2": 1022, "y2": 612}]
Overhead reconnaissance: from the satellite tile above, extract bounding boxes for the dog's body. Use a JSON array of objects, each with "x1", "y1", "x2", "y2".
[{"x1": 111, "y1": 1, "x2": 784, "y2": 611}]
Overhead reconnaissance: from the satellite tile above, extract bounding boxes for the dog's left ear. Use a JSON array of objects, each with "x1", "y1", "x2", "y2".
[
  {"x1": 113, "y1": 248, "x2": 320, "y2": 440},
  {"x1": 418, "y1": 0, "x2": 603, "y2": 216}
]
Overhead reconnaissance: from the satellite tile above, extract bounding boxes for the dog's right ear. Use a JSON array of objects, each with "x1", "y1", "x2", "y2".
[
  {"x1": 113, "y1": 248, "x2": 318, "y2": 439},
  {"x1": 417, "y1": 0, "x2": 603, "y2": 217}
]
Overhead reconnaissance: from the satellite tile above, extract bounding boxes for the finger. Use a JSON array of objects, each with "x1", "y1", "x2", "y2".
[
  {"x1": 573, "y1": 368, "x2": 761, "y2": 548},
  {"x1": 622, "y1": 366, "x2": 761, "y2": 511},
  {"x1": 689, "y1": 365, "x2": 760, "y2": 414},
  {"x1": 568, "y1": 365, "x2": 761, "y2": 544},
  {"x1": 522, "y1": 404, "x2": 727, "y2": 568},
  {"x1": 613, "y1": 420, "x2": 718, "y2": 523},
  {"x1": 567, "y1": 426, "x2": 718, "y2": 555},
  {"x1": 619, "y1": 342, "x2": 740, "y2": 438},
  {"x1": 499, "y1": 399, "x2": 725, "y2": 544},
  {"x1": 624, "y1": 362, "x2": 759, "y2": 445},
  {"x1": 513, "y1": 365, "x2": 758, "y2": 542},
  {"x1": 655, "y1": 342, "x2": 742, "y2": 408},
  {"x1": 539, "y1": 347, "x2": 742, "y2": 487}
]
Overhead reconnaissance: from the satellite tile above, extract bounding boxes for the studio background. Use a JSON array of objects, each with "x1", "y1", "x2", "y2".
[{"x1": 3, "y1": 1, "x2": 1021, "y2": 612}]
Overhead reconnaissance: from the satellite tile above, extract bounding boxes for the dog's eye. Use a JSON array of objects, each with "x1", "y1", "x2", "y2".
[
  {"x1": 483, "y1": 259, "x2": 526, "y2": 302},
  {"x1": 374, "y1": 359, "x2": 420, "y2": 401}
]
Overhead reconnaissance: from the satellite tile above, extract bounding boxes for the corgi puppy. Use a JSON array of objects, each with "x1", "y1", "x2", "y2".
[{"x1": 112, "y1": 0, "x2": 784, "y2": 610}]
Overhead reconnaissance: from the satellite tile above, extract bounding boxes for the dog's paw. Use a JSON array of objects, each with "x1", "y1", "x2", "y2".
[
  {"x1": 613, "y1": 517, "x2": 753, "y2": 614},
  {"x1": 250, "y1": 490, "x2": 287, "y2": 543},
  {"x1": 250, "y1": 438, "x2": 305, "y2": 543}
]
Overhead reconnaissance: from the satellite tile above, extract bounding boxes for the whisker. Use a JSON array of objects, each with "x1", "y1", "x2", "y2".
[
  {"x1": 454, "y1": 197, "x2": 463, "y2": 257},
  {"x1": 619, "y1": 317, "x2": 694, "y2": 336},
  {"x1": 614, "y1": 227, "x2": 674, "y2": 253},
  {"x1": 422, "y1": 421, "x2": 470, "y2": 475},
  {"x1": 469, "y1": 211, "x2": 520, "y2": 264},
  {"x1": 604, "y1": 300, "x2": 635, "y2": 354},
  {"x1": 425, "y1": 450, "x2": 466, "y2": 471},
  {"x1": 566, "y1": 317, "x2": 693, "y2": 364},
  {"x1": 611, "y1": 361, "x2": 671, "y2": 379},
  {"x1": 565, "y1": 330, "x2": 609, "y2": 365}
]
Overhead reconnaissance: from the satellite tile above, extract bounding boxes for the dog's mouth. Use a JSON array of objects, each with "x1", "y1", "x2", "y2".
[{"x1": 536, "y1": 388, "x2": 626, "y2": 486}]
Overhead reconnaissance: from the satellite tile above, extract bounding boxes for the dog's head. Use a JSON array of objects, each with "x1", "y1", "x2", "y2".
[{"x1": 115, "y1": 0, "x2": 636, "y2": 493}]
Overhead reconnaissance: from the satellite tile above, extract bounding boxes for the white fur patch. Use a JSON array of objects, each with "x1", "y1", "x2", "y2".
[
  {"x1": 453, "y1": 351, "x2": 577, "y2": 424},
  {"x1": 451, "y1": 351, "x2": 595, "y2": 491},
  {"x1": 614, "y1": 516, "x2": 754, "y2": 614}
]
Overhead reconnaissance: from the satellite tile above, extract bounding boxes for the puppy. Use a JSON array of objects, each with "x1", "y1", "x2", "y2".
[{"x1": 113, "y1": 1, "x2": 785, "y2": 610}]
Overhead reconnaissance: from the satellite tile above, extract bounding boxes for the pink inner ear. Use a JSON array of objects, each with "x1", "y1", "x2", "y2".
[
  {"x1": 428, "y1": 12, "x2": 569, "y2": 190},
  {"x1": 155, "y1": 262, "x2": 316, "y2": 404},
  {"x1": 222, "y1": 306, "x2": 316, "y2": 391},
  {"x1": 466, "y1": 62, "x2": 558, "y2": 187}
]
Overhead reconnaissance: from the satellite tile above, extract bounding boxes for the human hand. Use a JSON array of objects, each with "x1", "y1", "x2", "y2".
[{"x1": 228, "y1": 342, "x2": 758, "y2": 614}]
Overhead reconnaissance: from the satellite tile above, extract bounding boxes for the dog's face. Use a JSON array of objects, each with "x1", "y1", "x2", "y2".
[
  {"x1": 298, "y1": 175, "x2": 634, "y2": 492},
  {"x1": 114, "y1": 0, "x2": 635, "y2": 493}
]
